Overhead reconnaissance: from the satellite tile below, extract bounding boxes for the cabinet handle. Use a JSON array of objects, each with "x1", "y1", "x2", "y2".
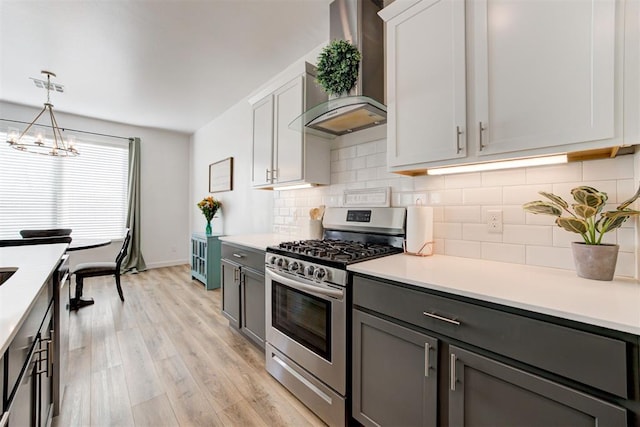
[
  {"x1": 424, "y1": 343, "x2": 430, "y2": 377},
  {"x1": 233, "y1": 268, "x2": 239, "y2": 283},
  {"x1": 273, "y1": 168, "x2": 278, "y2": 181},
  {"x1": 456, "y1": 126, "x2": 463, "y2": 154},
  {"x1": 233, "y1": 253, "x2": 244, "y2": 259},
  {"x1": 478, "y1": 121, "x2": 486, "y2": 151},
  {"x1": 266, "y1": 169, "x2": 271, "y2": 182},
  {"x1": 423, "y1": 311, "x2": 461, "y2": 326},
  {"x1": 450, "y1": 353, "x2": 457, "y2": 391}
]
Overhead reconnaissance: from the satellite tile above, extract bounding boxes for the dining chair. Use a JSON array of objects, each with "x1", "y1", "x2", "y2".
[
  {"x1": 19, "y1": 228, "x2": 73, "y2": 238},
  {"x1": 70, "y1": 228, "x2": 131, "y2": 308}
]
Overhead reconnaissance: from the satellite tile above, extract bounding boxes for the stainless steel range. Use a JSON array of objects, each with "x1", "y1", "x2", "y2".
[{"x1": 265, "y1": 206, "x2": 405, "y2": 426}]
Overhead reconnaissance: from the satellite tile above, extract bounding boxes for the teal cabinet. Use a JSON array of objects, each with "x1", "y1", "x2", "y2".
[{"x1": 190, "y1": 233, "x2": 222, "y2": 290}]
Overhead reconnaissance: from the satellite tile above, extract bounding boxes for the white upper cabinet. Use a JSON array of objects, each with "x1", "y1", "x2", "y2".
[
  {"x1": 381, "y1": 0, "x2": 631, "y2": 173},
  {"x1": 251, "y1": 96, "x2": 274, "y2": 187},
  {"x1": 250, "y1": 65, "x2": 329, "y2": 189},
  {"x1": 274, "y1": 76, "x2": 304, "y2": 184},
  {"x1": 473, "y1": 0, "x2": 617, "y2": 156},
  {"x1": 381, "y1": 0, "x2": 467, "y2": 171}
]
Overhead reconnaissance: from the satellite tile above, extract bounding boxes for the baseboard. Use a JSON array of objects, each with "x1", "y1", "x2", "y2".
[{"x1": 144, "y1": 259, "x2": 189, "y2": 269}]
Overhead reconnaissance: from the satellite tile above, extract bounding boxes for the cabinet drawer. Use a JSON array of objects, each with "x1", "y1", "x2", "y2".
[
  {"x1": 221, "y1": 243, "x2": 264, "y2": 272},
  {"x1": 353, "y1": 275, "x2": 628, "y2": 398}
]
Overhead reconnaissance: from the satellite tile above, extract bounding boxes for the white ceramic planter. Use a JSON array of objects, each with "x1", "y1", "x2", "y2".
[{"x1": 571, "y1": 242, "x2": 619, "y2": 281}]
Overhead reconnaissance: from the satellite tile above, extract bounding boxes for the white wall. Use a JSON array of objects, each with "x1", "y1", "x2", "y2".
[
  {"x1": 189, "y1": 43, "x2": 326, "y2": 236},
  {"x1": 190, "y1": 99, "x2": 273, "y2": 236},
  {"x1": 273, "y1": 127, "x2": 640, "y2": 278},
  {"x1": 0, "y1": 101, "x2": 191, "y2": 269}
]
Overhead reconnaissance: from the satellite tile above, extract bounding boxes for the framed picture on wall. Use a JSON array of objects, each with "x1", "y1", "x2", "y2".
[{"x1": 209, "y1": 157, "x2": 233, "y2": 192}]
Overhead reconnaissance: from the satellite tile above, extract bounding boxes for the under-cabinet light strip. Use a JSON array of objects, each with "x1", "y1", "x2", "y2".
[
  {"x1": 274, "y1": 183, "x2": 315, "y2": 191},
  {"x1": 426, "y1": 154, "x2": 568, "y2": 175}
]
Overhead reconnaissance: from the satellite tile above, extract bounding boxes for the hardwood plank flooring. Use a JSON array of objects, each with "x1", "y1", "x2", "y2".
[{"x1": 53, "y1": 264, "x2": 325, "y2": 427}]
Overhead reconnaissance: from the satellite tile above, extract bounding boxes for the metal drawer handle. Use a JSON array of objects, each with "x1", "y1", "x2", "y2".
[
  {"x1": 450, "y1": 353, "x2": 457, "y2": 391},
  {"x1": 233, "y1": 253, "x2": 244, "y2": 258},
  {"x1": 423, "y1": 311, "x2": 461, "y2": 326},
  {"x1": 479, "y1": 121, "x2": 486, "y2": 151},
  {"x1": 456, "y1": 126, "x2": 463, "y2": 154}
]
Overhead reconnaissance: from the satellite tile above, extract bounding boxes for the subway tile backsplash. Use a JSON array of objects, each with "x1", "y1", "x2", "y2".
[{"x1": 273, "y1": 136, "x2": 639, "y2": 277}]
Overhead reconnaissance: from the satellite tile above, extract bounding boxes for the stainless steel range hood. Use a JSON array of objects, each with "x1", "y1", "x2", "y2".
[{"x1": 290, "y1": 0, "x2": 386, "y2": 139}]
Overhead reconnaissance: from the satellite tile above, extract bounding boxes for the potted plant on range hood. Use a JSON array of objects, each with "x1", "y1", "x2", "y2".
[{"x1": 523, "y1": 183, "x2": 640, "y2": 281}]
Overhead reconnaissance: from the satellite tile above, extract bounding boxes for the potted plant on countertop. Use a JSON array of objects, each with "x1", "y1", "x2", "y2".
[
  {"x1": 316, "y1": 39, "x2": 362, "y2": 97},
  {"x1": 523, "y1": 183, "x2": 640, "y2": 281},
  {"x1": 197, "y1": 196, "x2": 222, "y2": 236}
]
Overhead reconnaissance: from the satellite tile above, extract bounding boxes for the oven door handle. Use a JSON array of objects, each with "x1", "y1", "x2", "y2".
[{"x1": 266, "y1": 269, "x2": 344, "y2": 299}]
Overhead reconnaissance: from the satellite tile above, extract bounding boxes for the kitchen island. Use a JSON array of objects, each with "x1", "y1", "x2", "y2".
[
  {"x1": 0, "y1": 244, "x2": 67, "y2": 354},
  {"x1": 0, "y1": 243, "x2": 68, "y2": 426}
]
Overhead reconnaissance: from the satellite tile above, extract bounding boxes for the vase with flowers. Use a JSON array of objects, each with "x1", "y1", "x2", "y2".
[
  {"x1": 197, "y1": 196, "x2": 222, "y2": 235},
  {"x1": 523, "y1": 183, "x2": 640, "y2": 280}
]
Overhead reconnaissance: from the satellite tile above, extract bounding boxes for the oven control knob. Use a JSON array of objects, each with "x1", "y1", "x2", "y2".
[
  {"x1": 268, "y1": 256, "x2": 277, "y2": 266},
  {"x1": 276, "y1": 258, "x2": 288, "y2": 269},
  {"x1": 304, "y1": 265, "x2": 315, "y2": 278},
  {"x1": 314, "y1": 267, "x2": 328, "y2": 282},
  {"x1": 288, "y1": 261, "x2": 300, "y2": 273}
]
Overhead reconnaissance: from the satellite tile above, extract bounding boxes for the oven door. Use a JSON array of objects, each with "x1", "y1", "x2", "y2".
[{"x1": 265, "y1": 268, "x2": 346, "y2": 395}]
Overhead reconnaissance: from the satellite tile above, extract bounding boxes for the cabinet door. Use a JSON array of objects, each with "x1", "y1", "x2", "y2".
[
  {"x1": 240, "y1": 268, "x2": 265, "y2": 348},
  {"x1": 385, "y1": 0, "x2": 467, "y2": 168},
  {"x1": 352, "y1": 309, "x2": 437, "y2": 427},
  {"x1": 473, "y1": 0, "x2": 616, "y2": 155},
  {"x1": 221, "y1": 259, "x2": 240, "y2": 328},
  {"x1": 273, "y1": 76, "x2": 304, "y2": 184},
  {"x1": 448, "y1": 346, "x2": 627, "y2": 426},
  {"x1": 251, "y1": 95, "x2": 274, "y2": 186}
]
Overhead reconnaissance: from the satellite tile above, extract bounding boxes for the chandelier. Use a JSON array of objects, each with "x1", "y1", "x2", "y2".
[{"x1": 6, "y1": 70, "x2": 79, "y2": 157}]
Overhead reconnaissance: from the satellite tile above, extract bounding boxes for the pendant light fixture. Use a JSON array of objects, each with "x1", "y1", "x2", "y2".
[{"x1": 6, "y1": 70, "x2": 78, "y2": 157}]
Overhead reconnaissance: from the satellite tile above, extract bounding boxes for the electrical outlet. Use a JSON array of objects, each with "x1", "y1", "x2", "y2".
[{"x1": 487, "y1": 209, "x2": 503, "y2": 233}]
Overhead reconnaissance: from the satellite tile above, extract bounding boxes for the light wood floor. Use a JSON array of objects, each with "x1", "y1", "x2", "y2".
[{"x1": 53, "y1": 264, "x2": 326, "y2": 427}]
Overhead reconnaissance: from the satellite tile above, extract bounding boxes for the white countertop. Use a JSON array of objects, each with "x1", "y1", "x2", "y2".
[
  {"x1": 348, "y1": 254, "x2": 640, "y2": 335},
  {"x1": 218, "y1": 233, "x2": 296, "y2": 251},
  {"x1": 0, "y1": 244, "x2": 67, "y2": 355}
]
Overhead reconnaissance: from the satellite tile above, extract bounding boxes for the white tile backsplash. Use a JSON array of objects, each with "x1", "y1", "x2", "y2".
[
  {"x1": 272, "y1": 137, "x2": 638, "y2": 278},
  {"x1": 525, "y1": 162, "x2": 582, "y2": 184}
]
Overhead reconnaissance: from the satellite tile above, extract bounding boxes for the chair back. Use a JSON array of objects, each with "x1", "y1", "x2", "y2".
[
  {"x1": 20, "y1": 228, "x2": 72, "y2": 238},
  {"x1": 115, "y1": 228, "x2": 132, "y2": 270}
]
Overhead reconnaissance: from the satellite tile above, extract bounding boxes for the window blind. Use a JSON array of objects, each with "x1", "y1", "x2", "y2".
[{"x1": 0, "y1": 133, "x2": 129, "y2": 239}]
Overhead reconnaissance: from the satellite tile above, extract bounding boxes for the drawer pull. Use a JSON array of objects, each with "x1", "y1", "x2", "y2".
[
  {"x1": 450, "y1": 353, "x2": 457, "y2": 391},
  {"x1": 423, "y1": 311, "x2": 461, "y2": 326},
  {"x1": 233, "y1": 253, "x2": 245, "y2": 258}
]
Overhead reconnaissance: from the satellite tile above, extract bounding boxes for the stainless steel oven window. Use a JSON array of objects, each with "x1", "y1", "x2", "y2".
[{"x1": 272, "y1": 281, "x2": 332, "y2": 360}]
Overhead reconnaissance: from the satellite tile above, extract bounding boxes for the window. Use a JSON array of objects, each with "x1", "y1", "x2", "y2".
[{"x1": 0, "y1": 133, "x2": 129, "y2": 239}]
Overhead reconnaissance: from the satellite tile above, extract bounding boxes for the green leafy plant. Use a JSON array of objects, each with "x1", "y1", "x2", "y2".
[
  {"x1": 316, "y1": 39, "x2": 361, "y2": 96},
  {"x1": 523, "y1": 184, "x2": 640, "y2": 245}
]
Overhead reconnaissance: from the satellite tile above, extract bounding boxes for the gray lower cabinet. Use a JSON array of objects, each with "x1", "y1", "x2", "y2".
[
  {"x1": 352, "y1": 274, "x2": 637, "y2": 427},
  {"x1": 221, "y1": 258, "x2": 241, "y2": 328},
  {"x1": 3, "y1": 278, "x2": 54, "y2": 427},
  {"x1": 220, "y1": 242, "x2": 265, "y2": 349},
  {"x1": 449, "y1": 345, "x2": 627, "y2": 426},
  {"x1": 240, "y1": 267, "x2": 265, "y2": 348},
  {"x1": 353, "y1": 309, "x2": 437, "y2": 427}
]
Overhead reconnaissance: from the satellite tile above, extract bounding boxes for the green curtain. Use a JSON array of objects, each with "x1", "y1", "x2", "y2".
[{"x1": 122, "y1": 137, "x2": 146, "y2": 273}]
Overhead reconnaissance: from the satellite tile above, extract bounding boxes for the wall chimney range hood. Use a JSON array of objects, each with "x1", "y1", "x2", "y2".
[{"x1": 290, "y1": 0, "x2": 386, "y2": 139}]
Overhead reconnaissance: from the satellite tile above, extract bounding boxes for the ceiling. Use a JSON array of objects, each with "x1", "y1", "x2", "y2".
[{"x1": 0, "y1": 0, "x2": 330, "y2": 134}]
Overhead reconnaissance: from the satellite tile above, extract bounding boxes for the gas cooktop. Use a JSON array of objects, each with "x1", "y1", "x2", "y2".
[{"x1": 267, "y1": 239, "x2": 403, "y2": 268}]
